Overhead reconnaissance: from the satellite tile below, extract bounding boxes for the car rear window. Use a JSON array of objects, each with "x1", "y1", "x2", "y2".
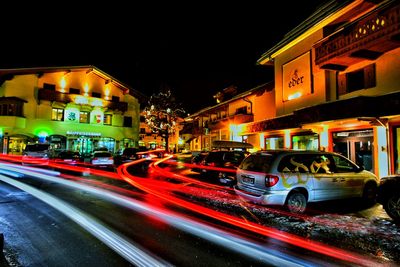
[
  {"x1": 94, "y1": 152, "x2": 112, "y2": 157},
  {"x1": 25, "y1": 144, "x2": 50, "y2": 152},
  {"x1": 239, "y1": 154, "x2": 275, "y2": 173}
]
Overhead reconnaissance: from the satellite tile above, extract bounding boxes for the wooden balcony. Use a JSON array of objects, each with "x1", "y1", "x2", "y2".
[
  {"x1": 209, "y1": 113, "x2": 254, "y2": 130},
  {"x1": 38, "y1": 88, "x2": 128, "y2": 112},
  {"x1": 314, "y1": 2, "x2": 400, "y2": 71}
]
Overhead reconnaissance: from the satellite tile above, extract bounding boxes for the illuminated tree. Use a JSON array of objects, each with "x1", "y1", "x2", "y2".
[{"x1": 143, "y1": 87, "x2": 185, "y2": 151}]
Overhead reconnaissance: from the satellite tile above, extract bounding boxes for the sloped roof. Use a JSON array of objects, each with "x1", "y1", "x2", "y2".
[
  {"x1": 0, "y1": 65, "x2": 147, "y2": 103},
  {"x1": 257, "y1": 0, "x2": 355, "y2": 65}
]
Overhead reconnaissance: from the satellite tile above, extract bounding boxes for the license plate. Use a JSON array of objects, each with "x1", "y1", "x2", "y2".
[{"x1": 243, "y1": 177, "x2": 254, "y2": 184}]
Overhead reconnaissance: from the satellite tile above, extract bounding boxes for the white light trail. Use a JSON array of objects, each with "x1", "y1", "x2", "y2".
[
  {"x1": 0, "y1": 173, "x2": 171, "y2": 267},
  {"x1": 0, "y1": 163, "x2": 313, "y2": 266}
]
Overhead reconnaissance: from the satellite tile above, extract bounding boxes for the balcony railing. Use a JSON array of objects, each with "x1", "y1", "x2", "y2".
[
  {"x1": 208, "y1": 113, "x2": 254, "y2": 130},
  {"x1": 314, "y1": 2, "x2": 400, "y2": 70},
  {"x1": 38, "y1": 88, "x2": 128, "y2": 112}
]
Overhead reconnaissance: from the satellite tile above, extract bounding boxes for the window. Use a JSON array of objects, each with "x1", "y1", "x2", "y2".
[
  {"x1": 104, "y1": 114, "x2": 112, "y2": 125},
  {"x1": 123, "y1": 116, "x2": 132, "y2": 127},
  {"x1": 292, "y1": 133, "x2": 319, "y2": 150},
  {"x1": 265, "y1": 136, "x2": 284, "y2": 149},
  {"x1": 236, "y1": 106, "x2": 247, "y2": 115},
  {"x1": 43, "y1": 83, "x2": 56, "y2": 90},
  {"x1": 338, "y1": 64, "x2": 376, "y2": 95},
  {"x1": 92, "y1": 92, "x2": 101, "y2": 98},
  {"x1": 80, "y1": 112, "x2": 90, "y2": 123},
  {"x1": 332, "y1": 154, "x2": 358, "y2": 173},
  {"x1": 69, "y1": 88, "x2": 80, "y2": 94},
  {"x1": 112, "y1": 96, "x2": 120, "y2": 102},
  {"x1": 52, "y1": 108, "x2": 64, "y2": 121}
]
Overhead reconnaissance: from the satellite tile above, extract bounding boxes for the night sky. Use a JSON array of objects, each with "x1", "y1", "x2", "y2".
[{"x1": 2, "y1": 1, "x2": 324, "y2": 114}]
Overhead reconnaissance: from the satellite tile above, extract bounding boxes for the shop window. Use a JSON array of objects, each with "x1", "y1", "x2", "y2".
[
  {"x1": 265, "y1": 136, "x2": 284, "y2": 149},
  {"x1": 292, "y1": 133, "x2": 319, "y2": 151},
  {"x1": 52, "y1": 108, "x2": 64, "y2": 121},
  {"x1": 43, "y1": 83, "x2": 56, "y2": 90},
  {"x1": 69, "y1": 88, "x2": 80, "y2": 94},
  {"x1": 123, "y1": 116, "x2": 132, "y2": 127},
  {"x1": 338, "y1": 64, "x2": 376, "y2": 96},
  {"x1": 92, "y1": 92, "x2": 101, "y2": 98},
  {"x1": 104, "y1": 114, "x2": 112, "y2": 125},
  {"x1": 80, "y1": 111, "x2": 90, "y2": 123}
]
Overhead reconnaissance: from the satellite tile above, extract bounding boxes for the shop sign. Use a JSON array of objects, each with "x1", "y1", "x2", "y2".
[
  {"x1": 282, "y1": 51, "x2": 312, "y2": 101},
  {"x1": 66, "y1": 131, "x2": 101, "y2": 137},
  {"x1": 65, "y1": 109, "x2": 79, "y2": 122}
]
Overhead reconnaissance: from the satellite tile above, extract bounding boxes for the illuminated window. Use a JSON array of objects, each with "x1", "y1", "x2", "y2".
[
  {"x1": 51, "y1": 108, "x2": 64, "y2": 121},
  {"x1": 265, "y1": 136, "x2": 284, "y2": 149},
  {"x1": 104, "y1": 114, "x2": 112, "y2": 125},
  {"x1": 79, "y1": 111, "x2": 90, "y2": 123},
  {"x1": 292, "y1": 133, "x2": 319, "y2": 151}
]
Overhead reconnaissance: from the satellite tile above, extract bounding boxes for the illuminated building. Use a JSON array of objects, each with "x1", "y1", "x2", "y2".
[
  {"x1": 184, "y1": 0, "x2": 400, "y2": 178},
  {"x1": 183, "y1": 82, "x2": 275, "y2": 152},
  {"x1": 0, "y1": 66, "x2": 146, "y2": 156}
]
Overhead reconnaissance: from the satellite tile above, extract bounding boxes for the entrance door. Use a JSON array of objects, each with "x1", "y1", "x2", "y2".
[{"x1": 332, "y1": 129, "x2": 373, "y2": 172}]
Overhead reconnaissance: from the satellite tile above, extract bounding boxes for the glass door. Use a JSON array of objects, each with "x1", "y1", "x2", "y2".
[{"x1": 332, "y1": 129, "x2": 373, "y2": 172}]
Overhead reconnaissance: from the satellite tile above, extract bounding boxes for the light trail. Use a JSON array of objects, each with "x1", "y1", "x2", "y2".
[
  {"x1": 0, "y1": 164, "x2": 319, "y2": 266},
  {"x1": 117, "y1": 158, "x2": 384, "y2": 267},
  {"x1": 0, "y1": 173, "x2": 170, "y2": 267}
]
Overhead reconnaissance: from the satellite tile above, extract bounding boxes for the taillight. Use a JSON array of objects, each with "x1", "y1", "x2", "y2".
[
  {"x1": 265, "y1": 174, "x2": 279, "y2": 187},
  {"x1": 208, "y1": 162, "x2": 216, "y2": 167}
]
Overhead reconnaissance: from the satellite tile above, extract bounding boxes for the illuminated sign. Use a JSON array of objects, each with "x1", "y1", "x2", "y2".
[
  {"x1": 66, "y1": 131, "x2": 101, "y2": 136},
  {"x1": 282, "y1": 51, "x2": 312, "y2": 101},
  {"x1": 65, "y1": 109, "x2": 79, "y2": 122}
]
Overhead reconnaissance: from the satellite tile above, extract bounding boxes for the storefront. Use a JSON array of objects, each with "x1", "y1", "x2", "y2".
[{"x1": 332, "y1": 129, "x2": 373, "y2": 172}]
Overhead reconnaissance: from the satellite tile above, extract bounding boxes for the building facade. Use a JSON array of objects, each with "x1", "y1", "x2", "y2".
[
  {"x1": 0, "y1": 66, "x2": 146, "y2": 157},
  {"x1": 184, "y1": 83, "x2": 275, "y2": 152},
  {"x1": 253, "y1": 0, "x2": 400, "y2": 178},
  {"x1": 184, "y1": 0, "x2": 400, "y2": 179}
]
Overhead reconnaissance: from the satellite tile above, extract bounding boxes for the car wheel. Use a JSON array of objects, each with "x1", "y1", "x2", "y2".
[
  {"x1": 285, "y1": 192, "x2": 307, "y2": 214},
  {"x1": 384, "y1": 194, "x2": 400, "y2": 223},
  {"x1": 362, "y1": 182, "x2": 378, "y2": 205}
]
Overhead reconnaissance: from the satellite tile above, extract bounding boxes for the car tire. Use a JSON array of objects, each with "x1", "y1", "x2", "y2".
[
  {"x1": 384, "y1": 194, "x2": 400, "y2": 223},
  {"x1": 362, "y1": 182, "x2": 378, "y2": 205},
  {"x1": 285, "y1": 192, "x2": 307, "y2": 214}
]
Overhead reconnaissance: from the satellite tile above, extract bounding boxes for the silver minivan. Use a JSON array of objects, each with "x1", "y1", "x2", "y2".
[{"x1": 234, "y1": 150, "x2": 379, "y2": 213}]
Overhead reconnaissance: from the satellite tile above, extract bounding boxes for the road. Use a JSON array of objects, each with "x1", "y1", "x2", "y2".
[{"x1": 0, "y1": 157, "x2": 397, "y2": 266}]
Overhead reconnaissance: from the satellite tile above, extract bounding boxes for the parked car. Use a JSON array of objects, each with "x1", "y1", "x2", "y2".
[
  {"x1": 53, "y1": 150, "x2": 82, "y2": 165},
  {"x1": 190, "y1": 151, "x2": 209, "y2": 173},
  {"x1": 196, "y1": 150, "x2": 248, "y2": 186},
  {"x1": 234, "y1": 149, "x2": 379, "y2": 214},
  {"x1": 377, "y1": 175, "x2": 400, "y2": 223},
  {"x1": 22, "y1": 143, "x2": 51, "y2": 165},
  {"x1": 114, "y1": 148, "x2": 140, "y2": 166},
  {"x1": 90, "y1": 151, "x2": 114, "y2": 169}
]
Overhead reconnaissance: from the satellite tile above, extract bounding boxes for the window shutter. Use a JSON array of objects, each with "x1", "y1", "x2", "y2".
[
  {"x1": 337, "y1": 73, "x2": 347, "y2": 96},
  {"x1": 364, "y1": 64, "x2": 376, "y2": 89}
]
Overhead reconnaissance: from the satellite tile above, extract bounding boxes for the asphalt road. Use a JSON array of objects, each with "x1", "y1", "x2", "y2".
[{"x1": 0, "y1": 159, "x2": 395, "y2": 266}]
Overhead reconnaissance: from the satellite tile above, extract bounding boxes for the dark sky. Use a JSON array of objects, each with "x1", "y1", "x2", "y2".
[{"x1": 1, "y1": 1, "x2": 324, "y2": 114}]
